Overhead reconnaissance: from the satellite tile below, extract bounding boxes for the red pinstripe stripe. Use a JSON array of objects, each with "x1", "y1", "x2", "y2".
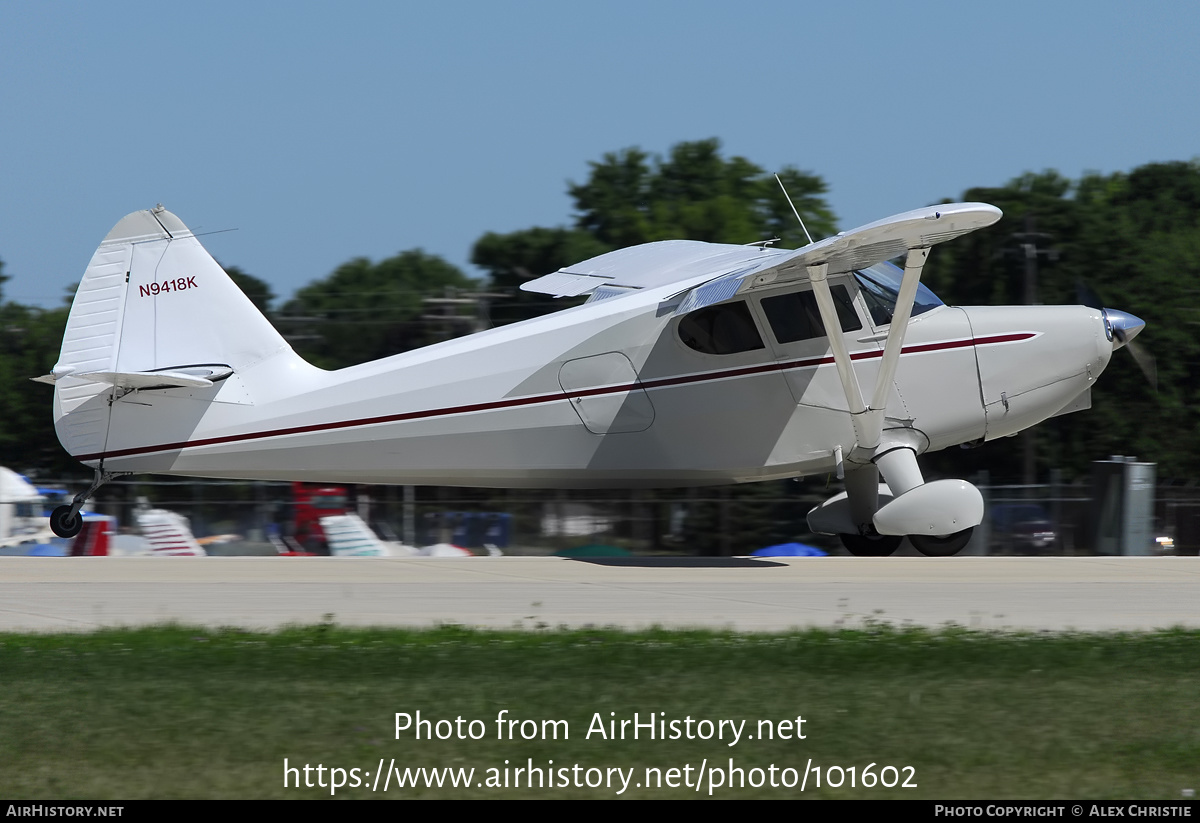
[{"x1": 78, "y1": 333, "x2": 1033, "y2": 461}]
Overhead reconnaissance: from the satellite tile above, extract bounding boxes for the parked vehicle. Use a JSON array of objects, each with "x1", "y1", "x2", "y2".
[
  {"x1": 0, "y1": 468, "x2": 51, "y2": 548},
  {"x1": 289, "y1": 483, "x2": 349, "y2": 552},
  {"x1": 990, "y1": 503, "x2": 1058, "y2": 554}
]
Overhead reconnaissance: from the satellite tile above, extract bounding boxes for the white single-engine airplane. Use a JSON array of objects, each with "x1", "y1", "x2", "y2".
[{"x1": 41, "y1": 202, "x2": 1145, "y2": 556}]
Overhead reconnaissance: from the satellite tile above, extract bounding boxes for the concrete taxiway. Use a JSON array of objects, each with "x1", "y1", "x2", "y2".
[{"x1": 1, "y1": 556, "x2": 1197, "y2": 633}]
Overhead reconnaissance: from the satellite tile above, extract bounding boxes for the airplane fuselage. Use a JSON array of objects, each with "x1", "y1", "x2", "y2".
[
  {"x1": 47, "y1": 205, "x2": 1139, "y2": 551},
  {"x1": 59, "y1": 266, "x2": 1111, "y2": 487}
]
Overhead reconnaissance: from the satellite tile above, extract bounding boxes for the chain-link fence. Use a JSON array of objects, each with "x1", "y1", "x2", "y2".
[{"x1": 18, "y1": 473, "x2": 1196, "y2": 556}]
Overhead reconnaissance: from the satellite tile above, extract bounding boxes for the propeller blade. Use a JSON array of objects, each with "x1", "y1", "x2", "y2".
[
  {"x1": 1126, "y1": 338, "x2": 1158, "y2": 392},
  {"x1": 1076, "y1": 280, "x2": 1103, "y2": 310},
  {"x1": 1077, "y1": 282, "x2": 1155, "y2": 392}
]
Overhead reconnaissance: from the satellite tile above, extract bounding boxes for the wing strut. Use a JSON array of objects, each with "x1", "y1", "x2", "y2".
[
  {"x1": 806, "y1": 262, "x2": 870, "y2": 448},
  {"x1": 806, "y1": 247, "x2": 931, "y2": 459}
]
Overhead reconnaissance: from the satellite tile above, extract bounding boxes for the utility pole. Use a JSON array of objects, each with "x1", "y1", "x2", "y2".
[
  {"x1": 422, "y1": 287, "x2": 508, "y2": 340},
  {"x1": 1007, "y1": 213, "x2": 1058, "y2": 487}
]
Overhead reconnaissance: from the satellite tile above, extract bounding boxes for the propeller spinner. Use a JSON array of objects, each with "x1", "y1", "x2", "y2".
[
  {"x1": 1077, "y1": 281, "x2": 1156, "y2": 391},
  {"x1": 1103, "y1": 308, "x2": 1145, "y2": 348},
  {"x1": 1103, "y1": 307, "x2": 1156, "y2": 390}
]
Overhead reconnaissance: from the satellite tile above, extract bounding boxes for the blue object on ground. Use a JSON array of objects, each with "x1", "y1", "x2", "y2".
[{"x1": 751, "y1": 542, "x2": 827, "y2": 557}]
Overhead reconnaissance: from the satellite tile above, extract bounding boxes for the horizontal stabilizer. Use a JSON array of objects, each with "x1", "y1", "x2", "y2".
[
  {"x1": 40, "y1": 366, "x2": 233, "y2": 389},
  {"x1": 78, "y1": 371, "x2": 211, "y2": 389}
]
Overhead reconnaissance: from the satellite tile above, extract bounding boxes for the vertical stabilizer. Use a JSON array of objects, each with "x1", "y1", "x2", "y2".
[
  {"x1": 320, "y1": 513, "x2": 393, "y2": 556},
  {"x1": 52, "y1": 207, "x2": 300, "y2": 462},
  {"x1": 135, "y1": 508, "x2": 206, "y2": 556}
]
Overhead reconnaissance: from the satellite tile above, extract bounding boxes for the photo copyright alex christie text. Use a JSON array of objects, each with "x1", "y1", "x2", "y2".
[
  {"x1": 281, "y1": 710, "x2": 919, "y2": 795},
  {"x1": 935, "y1": 806, "x2": 1192, "y2": 818}
]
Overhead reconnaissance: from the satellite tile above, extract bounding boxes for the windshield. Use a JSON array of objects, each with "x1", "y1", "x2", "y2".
[{"x1": 854, "y1": 261, "x2": 944, "y2": 327}]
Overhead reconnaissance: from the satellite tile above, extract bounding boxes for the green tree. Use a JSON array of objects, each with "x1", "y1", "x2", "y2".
[
  {"x1": 278, "y1": 250, "x2": 475, "y2": 369},
  {"x1": 570, "y1": 138, "x2": 835, "y2": 247},
  {"x1": 0, "y1": 298, "x2": 73, "y2": 472},
  {"x1": 1060, "y1": 162, "x2": 1200, "y2": 481},
  {"x1": 473, "y1": 138, "x2": 838, "y2": 325},
  {"x1": 923, "y1": 161, "x2": 1200, "y2": 482},
  {"x1": 471, "y1": 227, "x2": 609, "y2": 326},
  {"x1": 922, "y1": 170, "x2": 1078, "y2": 306}
]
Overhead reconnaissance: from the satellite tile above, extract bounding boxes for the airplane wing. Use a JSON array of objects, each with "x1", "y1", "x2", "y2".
[
  {"x1": 519, "y1": 203, "x2": 1000, "y2": 310},
  {"x1": 519, "y1": 240, "x2": 786, "y2": 298},
  {"x1": 672, "y1": 202, "x2": 1001, "y2": 463},
  {"x1": 675, "y1": 202, "x2": 1002, "y2": 314}
]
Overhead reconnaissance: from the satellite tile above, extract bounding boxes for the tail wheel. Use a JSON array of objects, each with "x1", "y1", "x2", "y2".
[
  {"x1": 840, "y1": 532, "x2": 902, "y2": 557},
  {"x1": 50, "y1": 505, "x2": 82, "y2": 539},
  {"x1": 909, "y1": 528, "x2": 974, "y2": 557}
]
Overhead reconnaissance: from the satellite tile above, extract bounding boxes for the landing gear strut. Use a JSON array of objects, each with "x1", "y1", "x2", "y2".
[
  {"x1": 48, "y1": 470, "x2": 125, "y2": 539},
  {"x1": 810, "y1": 449, "x2": 983, "y2": 558}
]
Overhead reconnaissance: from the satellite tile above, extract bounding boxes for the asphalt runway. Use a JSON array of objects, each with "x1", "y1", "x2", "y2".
[{"x1": 2, "y1": 556, "x2": 1198, "y2": 633}]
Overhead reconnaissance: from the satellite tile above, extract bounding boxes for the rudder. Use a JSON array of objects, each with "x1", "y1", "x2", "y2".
[{"x1": 51, "y1": 206, "x2": 298, "y2": 463}]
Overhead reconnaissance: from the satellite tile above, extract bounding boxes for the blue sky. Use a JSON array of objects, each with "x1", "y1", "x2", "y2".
[{"x1": 2, "y1": 1, "x2": 1197, "y2": 308}]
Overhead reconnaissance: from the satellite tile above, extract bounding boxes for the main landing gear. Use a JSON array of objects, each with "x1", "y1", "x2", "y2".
[
  {"x1": 838, "y1": 528, "x2": 975, "y2": 557},
  {"x1": 48, "y1": 470, "x2": 126, "y2": 539},
  {"x1": 839, "y1": 532, "x2": 903, "y2": 557},
  {"x1": 908, "y1": 529, "x2": 974, "y2": 557},
  {"x1": 811, "y1": 447, "x2": 983, "y2": 558}
]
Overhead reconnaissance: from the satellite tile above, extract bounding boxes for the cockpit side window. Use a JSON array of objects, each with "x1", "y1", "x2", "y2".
[
  {"x1": 854, "y1": 261, "x2": 944, "y2": 327},
  {"x1": 677, "y1": 300, "x2": 765, "y2": 355},
  {"x1": 761, "y1": 284, "x2": 862, "y2": 344}
]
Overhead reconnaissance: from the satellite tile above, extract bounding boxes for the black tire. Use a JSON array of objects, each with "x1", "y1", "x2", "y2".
[
  {"x1": 909, "y1": 528, "x2": 974, "y2": 557},
  {"x1": 839, "y1": 532, "x2": 902, "y2": 557},
  {"x1": 50, "y1": 505, "x2": 82, "y2": 539}
]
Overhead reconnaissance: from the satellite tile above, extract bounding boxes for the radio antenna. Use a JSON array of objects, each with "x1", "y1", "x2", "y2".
[{"x1": 775, "y1": 173, "x2": 814, "y2": 245}]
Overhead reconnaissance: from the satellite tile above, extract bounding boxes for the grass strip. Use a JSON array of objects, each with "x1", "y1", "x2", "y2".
[{"x1": 1, "y1": 624, "x2": 1197, "y2": 799}]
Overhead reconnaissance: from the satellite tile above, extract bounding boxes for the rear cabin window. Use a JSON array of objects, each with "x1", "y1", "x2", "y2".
[
  {"x1": 761, "y1": 285, "x2": 862, "y2": 344},
  {"x1": 677, "y1": 300, "x2": 765, "y2": 355}
]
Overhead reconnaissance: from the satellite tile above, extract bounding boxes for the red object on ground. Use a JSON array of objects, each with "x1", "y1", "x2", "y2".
[
  {"x1": 291, "y1": 483, "x2": 350, "y2": 551},
  {"x1": 69, "y1": 519, "x2": 112, "y2": 556}
]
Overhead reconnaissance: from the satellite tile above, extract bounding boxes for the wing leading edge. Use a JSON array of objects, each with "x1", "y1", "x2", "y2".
[
  {"x1": 519, "y1": 203, "x2": 1001, "y2": 313},
  {"x1": 519, "y1": 240, "x2": 786, "y2": 298},
  {"x1": 676, "y1": 202, "x2": 1002, "y2": 314}
]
